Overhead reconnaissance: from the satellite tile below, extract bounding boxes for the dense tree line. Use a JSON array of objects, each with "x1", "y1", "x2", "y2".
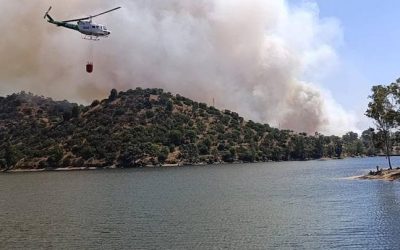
[
  {"x1": 366, "y1": 80, "x2": 400, "y2": 169},
  {"x1": 0, "y1": 88, "x2": 391, "y2": 170}
]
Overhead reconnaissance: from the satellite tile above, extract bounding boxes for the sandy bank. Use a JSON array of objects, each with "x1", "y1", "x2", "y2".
[{"x1": 359, "y1": 169, "x2": 400, "y2": 181}]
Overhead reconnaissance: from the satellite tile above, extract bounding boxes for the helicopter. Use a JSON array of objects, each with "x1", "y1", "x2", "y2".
[{"x1": 44, "y1": 6, "x2": 121, "y2": 40}]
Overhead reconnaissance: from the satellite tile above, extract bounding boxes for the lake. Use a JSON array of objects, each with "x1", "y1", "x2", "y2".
[{"x1": 1, "y1": 157, "x2": 400, "y2": 249}]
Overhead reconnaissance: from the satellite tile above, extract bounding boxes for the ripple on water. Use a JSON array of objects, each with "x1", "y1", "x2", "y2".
[{"x1": 1, "y1": 157, "x2": 400, "y2": 249}]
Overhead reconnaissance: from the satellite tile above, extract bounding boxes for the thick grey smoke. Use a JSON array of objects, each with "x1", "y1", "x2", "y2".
[{"x1": 0, "y1": 0, "x2": 357, "y2": 135}]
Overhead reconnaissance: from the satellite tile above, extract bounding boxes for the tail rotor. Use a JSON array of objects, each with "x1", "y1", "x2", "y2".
[{"x1": 44, "y1": 6, "x2": 52, "y2": 19}]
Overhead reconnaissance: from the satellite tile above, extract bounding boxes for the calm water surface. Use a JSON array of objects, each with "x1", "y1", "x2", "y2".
[{"x1": 1, "y1": 157, "x2": 400, "y2": 249}]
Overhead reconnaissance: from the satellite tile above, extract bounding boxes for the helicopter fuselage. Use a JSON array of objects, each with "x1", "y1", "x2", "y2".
[
  {"x1": 77, "y1": 21, "x2": 110, "y2": 37},
  {"x1": 47, "y1": 19, "x2": 110, "y2": 38},
  {"x1": 43, "y1": 6, "x2": 119, "y2": 39}
]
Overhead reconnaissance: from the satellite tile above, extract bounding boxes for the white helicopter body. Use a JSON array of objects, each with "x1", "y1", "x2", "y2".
[
  {"x1": 77, "y1": 21, "x2": 110, "y2": 37},
  {"x1": 44, "y1": 6, "x2": 120, "y2": 40}
]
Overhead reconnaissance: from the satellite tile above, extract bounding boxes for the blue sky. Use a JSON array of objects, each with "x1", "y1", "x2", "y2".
[{"x1": 290, "y1": 0, "x2": 400, "y2": 129}]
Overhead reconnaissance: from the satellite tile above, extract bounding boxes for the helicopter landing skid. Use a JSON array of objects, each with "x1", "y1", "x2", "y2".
[{"x1": 83, "y1": 35, "x2": 100, "y2": 41}]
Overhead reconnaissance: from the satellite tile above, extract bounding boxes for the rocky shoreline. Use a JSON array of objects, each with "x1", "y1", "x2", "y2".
[
  {"x1": 359, "y1": 168, "x2": 400, "y2": 181},
  {"x1": 0, "y1": 161, "x2": 232, "y2": 173}
]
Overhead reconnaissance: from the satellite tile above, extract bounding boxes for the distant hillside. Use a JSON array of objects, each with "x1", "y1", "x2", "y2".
[{"x1": 0, "y1": 88, "x2": 380, "y2": 171}]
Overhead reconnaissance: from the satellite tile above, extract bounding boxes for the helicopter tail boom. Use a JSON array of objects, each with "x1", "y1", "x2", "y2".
[{"x1": 45, "y1": 14, "x2": 54, "y2": 22}]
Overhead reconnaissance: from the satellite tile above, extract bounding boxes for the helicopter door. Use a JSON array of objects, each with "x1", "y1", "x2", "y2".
[{"x1": 78, "y1": 22, "x2": 92, "y2": 35}]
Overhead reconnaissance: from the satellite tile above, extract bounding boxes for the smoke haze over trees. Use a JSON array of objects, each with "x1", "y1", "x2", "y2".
[{"x1": 0, "y1": 0, "x2": 358, "y2": 135}]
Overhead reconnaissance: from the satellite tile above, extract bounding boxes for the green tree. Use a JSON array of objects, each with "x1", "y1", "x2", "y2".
[
  {"x1": 290, "y1": 136, "x2": 305, "y2": 160},
  {"x1": 91, "y1": 99, "x2": 100, "y2": 107},
  {"x1": 333, "y1": 138, "x2": 343, "y2": 158},
  {"x1": 71, "y1": 105, "x2": 80, "y2": 118},
  {"x1": 118, "y1": 148, "x2": 136, "y2": 167},
  {"x1": 222, "y1": 150, "x2": 234, "y2": 162},
  {"x1": 80, "y1": 145, "x2": 96, "y2": 160},
  {"x1": 109, "y1": 88, "x2": 118, "y2": 102},
  {"x1": 184, "y1": 130, "x2": 197, "y2": 143},
  {"x1": 158, "y1": 146, "x2": 169, "y2": 163},
  {"x1": 63, "y1": 111, "x2": 72, "y2": 121},
  {"x1": 197, "y1": 141, "x2": 209, "y2": 155},
  {"x1": 47, "y1": 146, "x2": 64, "y2": 168},
  {"x1": 361, "y1": 128, "x2": 377, "y2": 155},
  {"x1": 181, "y1": 143, "x2": 199, "y2": 163},
  {"x1": 313, "y1": 134, "x2": 324, "y2": 159},
  {"x1": 342, "y1": 132, "x2": 360, "y2": 156},
  {"x1": 166, "y1": 100, "x2": 173, "y2": 112},
  {"x1": 4, "y1": 143, "x2": 19, "y2": 170},
  {"x1": 366, "y1": 84, "x2": 399, "y2": 169},
  {"x1": 237, "y1": 147, "x2": 255, "y2": 162},
  {"x1": 168, "y1": 130, "x2": 183, "y2": 146}
]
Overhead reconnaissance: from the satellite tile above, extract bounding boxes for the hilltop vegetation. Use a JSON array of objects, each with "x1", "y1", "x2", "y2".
[{"x1": 0, "y1": 88, "x2": 393, "y2": 171}]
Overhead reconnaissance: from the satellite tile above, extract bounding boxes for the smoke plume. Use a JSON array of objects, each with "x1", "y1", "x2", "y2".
[{"x1": 0, "y1": 0, "x2": 358, "y2": 135}]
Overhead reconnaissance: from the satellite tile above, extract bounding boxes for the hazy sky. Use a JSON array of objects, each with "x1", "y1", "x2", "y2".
[{"x1": 290, "y1": 0, "x2": 400, "y2": 129}]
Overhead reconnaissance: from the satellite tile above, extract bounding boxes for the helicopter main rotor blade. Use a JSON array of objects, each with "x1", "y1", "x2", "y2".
[
  {"x1": 61, "y1": 7, "x2": 121, "y2": 23},
  {"x1": 62, "y1": 17, "x2": 91, "y2": 23},
  {"x1": 90, "y1": 7, "x2": 121, "y2": 19}
]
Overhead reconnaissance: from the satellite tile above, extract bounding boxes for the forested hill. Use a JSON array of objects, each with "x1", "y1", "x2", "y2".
[{"x1": 0, "y1": 88, "x2": 380, "y2": 170}]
